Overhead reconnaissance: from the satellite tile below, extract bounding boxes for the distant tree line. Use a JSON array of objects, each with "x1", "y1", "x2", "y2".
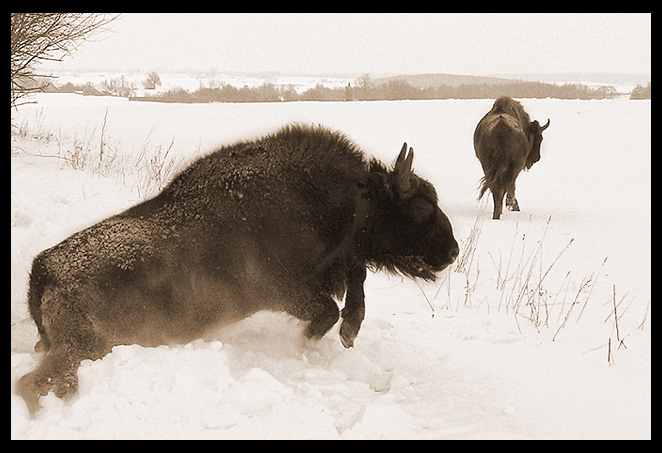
[
  {"x1": 40, "y1": 75, "x2": 649, "y2": 103},
  {"x1": 630, "y1": 82, "x2": 651, "y2": 100},
  {"x1": 137, "y1": 79, "x2": 619, "y2": 103},
  {"x1": 42, "y1": 71, "x2": 161, "y2": 97}
]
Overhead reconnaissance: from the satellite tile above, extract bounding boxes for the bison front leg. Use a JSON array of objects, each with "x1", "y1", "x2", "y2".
[
  {"x1": 339, "y1": 266, "x2": 367, "y2": 348},
  {"x1": 303, "y1": 295, "x2": 341, "y2": 340},
  {"x1": 285, "y1": 287, "x2": 340, "y2": 341}
]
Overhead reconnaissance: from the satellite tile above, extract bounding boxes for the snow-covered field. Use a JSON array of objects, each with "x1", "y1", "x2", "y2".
[{"x1": 11, "y1": 94, "x2": 650, "y2": 439}]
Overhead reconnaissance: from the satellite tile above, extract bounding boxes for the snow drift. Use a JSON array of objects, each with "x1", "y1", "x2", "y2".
[{"x1": 11, "y1": 95, "x2": 650, "y2": 439}]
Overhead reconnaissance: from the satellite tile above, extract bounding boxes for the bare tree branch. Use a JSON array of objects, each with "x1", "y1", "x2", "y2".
[{"x1": 10, "y1": 13, "x2": 119, "y2": 109}]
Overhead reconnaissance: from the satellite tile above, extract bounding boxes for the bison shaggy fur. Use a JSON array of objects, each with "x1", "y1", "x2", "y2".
[{"x1": 17, "y1": 124, "x2": 459, "y2": 413}]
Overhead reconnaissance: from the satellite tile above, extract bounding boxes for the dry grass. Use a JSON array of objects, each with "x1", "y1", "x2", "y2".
[
  {"x1": 12, "y1": 110, "x2": 188, "y2": 198},
  {"x1": 420, "y1": 205, "x2": 649, "y2": 366},
  {"x1": 426, "y1": 207, "x2": 634, "y2": 342}
]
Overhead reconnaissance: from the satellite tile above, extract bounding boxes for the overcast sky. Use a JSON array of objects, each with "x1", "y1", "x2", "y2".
[{"x1": 54, "y1": 13, "x2": 651, "y2": 76}]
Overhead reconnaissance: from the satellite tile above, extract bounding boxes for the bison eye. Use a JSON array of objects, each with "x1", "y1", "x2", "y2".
[{"x1": 410, "y1": 199, "x2": 434, "y2": 224}]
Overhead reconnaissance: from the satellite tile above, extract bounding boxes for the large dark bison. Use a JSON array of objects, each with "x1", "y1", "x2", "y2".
[
  {"x1": 17, "y1": 124, "x2": 459, "y2": 413},
  {"x1": 473, "y1": 97, "x2": 550, "y2": 219}
]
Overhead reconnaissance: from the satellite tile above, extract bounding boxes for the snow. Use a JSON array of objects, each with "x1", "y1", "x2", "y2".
[{"x1": 11, "y1": 94, "x2": 650, "y2": 439}]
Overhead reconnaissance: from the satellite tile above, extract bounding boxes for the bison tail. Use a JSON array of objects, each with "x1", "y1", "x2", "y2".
[
  {"x1": 477, "y1": 176, "x2": 490, "y2": 200},
  {"x1": 27, "y1": 255, "x2": 51, "y2": 352},
  {"x1": 477, "y1": 164, "x2": 510, "y2": 200}
]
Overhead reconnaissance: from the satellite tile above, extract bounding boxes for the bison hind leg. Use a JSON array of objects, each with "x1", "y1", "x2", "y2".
[
  {"x1": 17, "y1": 350, "x2": 81, "y2": 415},
  {"x1": 18, "y1": 286, "x2": 111, "y2": 414},
  {"x1": 506, "y1": 181, "x2": 520, "y2": 212},
  {"x1": 17, "y1": 335, "x2": 110, "y2": 415},
  {"x1": 491, "y1": 188, "x2": 506, "y2": 220},
  {"x1": 506, "y1": 195, "x2": 520, "y2": 212}
]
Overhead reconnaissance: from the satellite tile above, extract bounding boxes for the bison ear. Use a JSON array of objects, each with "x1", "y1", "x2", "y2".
[{"x1": 395, "y1": 142, "x2": 414, "y2": 194}]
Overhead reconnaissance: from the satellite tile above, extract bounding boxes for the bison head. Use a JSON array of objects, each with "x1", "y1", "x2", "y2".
[
  {"x1": 367, "y1": 143, "x2": 459, "y2": 281},
  {"x1": 526, "y1": 118, "x2": 550, "y2": 169}
]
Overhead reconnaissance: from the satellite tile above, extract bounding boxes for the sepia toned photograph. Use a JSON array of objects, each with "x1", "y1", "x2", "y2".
[{"x1": 11, "y1": 13, "x2": 650, "y2": 439}]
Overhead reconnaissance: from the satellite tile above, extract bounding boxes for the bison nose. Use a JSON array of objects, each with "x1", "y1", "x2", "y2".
[{"x1": 447, "y1": 246, "x2": 459, "y2": 264}]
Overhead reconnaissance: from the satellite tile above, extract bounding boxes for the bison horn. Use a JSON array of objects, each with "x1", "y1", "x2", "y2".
[
  {"x1": 541, "y1": 118, "x2": 550, "y2": 131},
  {"x1": 395, "y1": 142, "x2": 414, "y2": 194}
]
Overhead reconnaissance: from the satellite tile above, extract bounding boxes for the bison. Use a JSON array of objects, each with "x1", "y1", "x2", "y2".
[
  {"x1": 17, "y1": 124, "x2": 459, "y2": 413},
  {"x1": 473, "y1": 97, "x2": 550, "y2": 219}
]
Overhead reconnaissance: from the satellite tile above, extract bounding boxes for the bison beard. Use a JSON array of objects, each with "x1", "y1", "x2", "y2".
[{"x1": 17, "y1": 124, "x2": 459, "y2": 414}]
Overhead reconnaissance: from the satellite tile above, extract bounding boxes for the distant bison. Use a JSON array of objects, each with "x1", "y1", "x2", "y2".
[
  {"x1": 18, "y1": 124, "x2": 459, "y2": 412},
  {"x1": 474, "y1": 97, "x2": 550, "y2": 219}
]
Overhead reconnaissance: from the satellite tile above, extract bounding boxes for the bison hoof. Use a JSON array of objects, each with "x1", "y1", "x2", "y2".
[
  {"x1": 339, "y1": 320, "x2": 360, "y2": 349},
  {"x1": 339, "y1": 332, "x2": 354, "y2": 349},
  {"x1": 52, "y1": 374, "x2": 79, "y2": 399},
  {"x1": 17, "y1": 369, "x2": 79, "y2": 415},
  {"x1": 16, "y1": 373, "x2": 43, "y2": 415},
  {"x1": 506, "y1": 199, "x2": 520, "y2": 211}
]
